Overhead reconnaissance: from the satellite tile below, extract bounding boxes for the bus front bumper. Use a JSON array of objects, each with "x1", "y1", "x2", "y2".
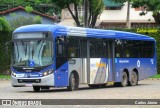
[{"x1": 11, "y1": 74, "x2": 54, "y2": 87}]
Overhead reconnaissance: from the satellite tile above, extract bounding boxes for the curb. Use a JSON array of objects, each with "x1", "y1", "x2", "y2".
[
  {"x1": 145, "y1": 78, "x2": 160, "y2": 80},
  {"x1": 0, "y1": 78, "x2": 11, "y2": 81}
]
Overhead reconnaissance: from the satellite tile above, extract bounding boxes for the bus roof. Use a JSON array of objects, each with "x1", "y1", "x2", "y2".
[{"x1": 14, "y1": 24, "x2": 155, "y2": 41}]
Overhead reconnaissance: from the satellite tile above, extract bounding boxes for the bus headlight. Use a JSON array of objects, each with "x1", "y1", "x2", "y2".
[
  {"x1": 11, "y1": 71, "x2": 16, "y2": 77},
  {"x1": 43, "y1": 69, "x2": 53, "y2": 76}
]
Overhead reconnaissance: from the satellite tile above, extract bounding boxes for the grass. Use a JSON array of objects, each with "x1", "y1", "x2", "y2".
[
  {"x1": 0, "y1": 74, "x2": 11, "y2": 79},
  {"x1": 150, "y1": 74, "x2": 160, "y2": 78}
]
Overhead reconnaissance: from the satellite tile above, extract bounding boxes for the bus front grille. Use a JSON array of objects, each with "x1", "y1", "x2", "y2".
[{"x1": 18, "y1": 79, "x2": 41, "y2": 83}]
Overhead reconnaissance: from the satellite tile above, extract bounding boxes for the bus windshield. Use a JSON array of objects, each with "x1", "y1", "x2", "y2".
[{"x1": 12, "y1": 40, "x2": 53, "y2": 67}]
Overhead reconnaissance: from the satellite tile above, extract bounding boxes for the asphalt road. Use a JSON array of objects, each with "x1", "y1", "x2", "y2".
[{"x1": 0, "y1": 79, "x2": 160, "y2": 99}]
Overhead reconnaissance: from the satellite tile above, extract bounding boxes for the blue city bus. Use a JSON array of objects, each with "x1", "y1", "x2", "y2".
[{"x1": 11, "y1": 24, "x2": 157, "y2": 91}]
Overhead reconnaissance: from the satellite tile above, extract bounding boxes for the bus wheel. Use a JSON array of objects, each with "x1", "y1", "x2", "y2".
[
  {"x1": 68, "y1": 73, "x2": 78, "y2": 91},
  {"x1": 33, "y1": 86, "x2": 40, "y2": 92},
  {"x1": 120, "y1": 72, "x2": 128, "y2": 87},
  {"x1": 129, "y1": 71, "x2": 138, "y2": 86}
]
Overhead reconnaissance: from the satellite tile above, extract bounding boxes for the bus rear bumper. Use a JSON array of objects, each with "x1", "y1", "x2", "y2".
[{"x1": 11, "y1": 74, "x2": 54, "y2": 87}]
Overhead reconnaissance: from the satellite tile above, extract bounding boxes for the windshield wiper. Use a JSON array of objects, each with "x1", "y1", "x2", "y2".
[{"x1": 14, "y1": 60, "x2": 28, "y2": 66}]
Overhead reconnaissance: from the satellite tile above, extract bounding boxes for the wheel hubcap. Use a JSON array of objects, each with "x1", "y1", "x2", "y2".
[{"x1": 131, "y1": 74, "x2": 136, "y2": 83}]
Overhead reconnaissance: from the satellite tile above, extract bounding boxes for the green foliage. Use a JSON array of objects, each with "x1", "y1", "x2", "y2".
[
  {"x1": 132, "y1": 0, "x2": 160, "y2": 24},
  {"x1": 0, "y1": 0, "x2": 61, "y2": 16},
  {"x1": 88, "y1": 0, "x2": 105, "y2": 28},
  {"x1": 33, "y1": 16, "x2": 42, "y2": 24},
  {"x1": 25, "y1": 6, "x2": 33, "y2": 13},
  {"x1": 0, "y1": 14, "x2": 11, "y2": 75},
  {"x1": 9, "y1": 15, "x2": 41, "y2": 29},
  {"x1": 150, "y1": 74, "x2": 160, "y2": 78},
  {"x1": 0, "y1": 74, "x2": 11, "y2": 79},
  {"x1": 52, "y1": 0, "x2": 104, "y2": 28},
  {"x1": 0, "y1": 31, "x2": 12, "y2": 75},
  {"x1": 0, "y1": 17, "x2": 10, "y2": 31}
]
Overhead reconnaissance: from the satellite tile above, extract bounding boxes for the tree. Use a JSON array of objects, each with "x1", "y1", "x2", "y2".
[
  {"x1": 88, "y1": 0, "x2": 104, "y2": 28},
  {"x1": 0, "y1": 17, "x2": 10, "y2": 31},
  {"x1": 52, "y1": 0, "x2": 82, "y2": 27},
  {"x1": 9, "y1": 15, "x2": 42, "y2": 29},
  {"x1": 132, "y1": 0, "x2": 160, "y2": 25},
  {"x1": 113, "y1": 0, "x2": 132, "y2": 28},
  {"x1": 0, "y1": 0, "x2": 61, "y2": 16},
  {"x1": 52, "y1": 0, "x2": 104, "y2": 28}
]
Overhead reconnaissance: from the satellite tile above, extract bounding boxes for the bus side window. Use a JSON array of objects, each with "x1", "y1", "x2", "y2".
[
  {"x1": 115, "y1": 39, "x2": 123, "y2": 58},
  {"x1": 58, "y1": 44, "x2": 63, "y2": 55},
  {"x1": 56, "y1": 36, "x2": 68, "y2": 69},
  {"x1": 125, "y1": 50, "x2": 130, "y2": 57},
  {"x1": 67, "y1": 37, "x2": 80, "y2": 58},
  {"x1": 56, "y1": 37, "x2": 66, "y2": 57}
]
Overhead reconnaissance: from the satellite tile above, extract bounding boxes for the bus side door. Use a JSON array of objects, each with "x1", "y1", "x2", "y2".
[{"x1": 55, "y1": 36, "x2": 68, "y2": 87}]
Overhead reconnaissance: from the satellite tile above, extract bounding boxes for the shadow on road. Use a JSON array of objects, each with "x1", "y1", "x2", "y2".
[{"x1": 18, "y1": 83, "x2": 150, "y2": 93}]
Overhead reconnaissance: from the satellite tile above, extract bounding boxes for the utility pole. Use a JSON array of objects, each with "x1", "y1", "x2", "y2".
[
  {"x1": 83, "y1": 0, "x2": 90, "y2": 84},
  {"x1": 83, "y1": 0, "x2": 88, "y2": 27},
  {"x1": 126, "y1": 1, "x2": 131, "y2": 29}
]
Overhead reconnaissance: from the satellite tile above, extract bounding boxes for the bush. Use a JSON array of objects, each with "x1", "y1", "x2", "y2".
[
  {"x1": 0, "y1": 31, "x2": 12, "y2": 75},
  {"x1": 0, "y1": 17, "x2": 10, "y2": 31},
  {"x1": 0, "y1": 17, "x2": 11, "y2": 75},
  {"x1": 9, "y1": 15, "x2": 41, "y2": 29},
  {"x1": 25, "y1": 6, "x2": 33, "y2": 13},
  {"x1": 33, "y1": 16, "x2": 41, "y2": 24}
]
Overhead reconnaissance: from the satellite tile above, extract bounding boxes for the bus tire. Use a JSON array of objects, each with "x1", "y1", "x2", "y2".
[
  {"x1": 67, "y1": 73, "x2": 78, "y2": 91},
  {"x1": 120, "y1": 72, "x2": 128, "y2": 87},
  {"x1": 33, "y1": 86, "x2": 40, "y2": 92},
  {"x1": 129, "y1": 71, "x2": 138, "y2": 86},
  {"x1": 41, "y1": 86, "x2": 50, "y2": 90}
]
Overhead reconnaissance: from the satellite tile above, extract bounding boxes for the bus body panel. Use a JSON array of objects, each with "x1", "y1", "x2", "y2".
[
  {"x1": 12, "y1": 74, "x2": 54, "y2": 87},
  {"x1": 11, "y1": 65, "x2": 55, "y2": 87},
  {"x1": 11, "y1": 24, "x2": 157, "y2": 89},
  {"x1": 115, "y1": 58, "x2": 157, "y2": 82},
  {"x1": 54, "y1": 62, "x2": 68, "y2": 87},
  {"x1": 90, "y1": 58, "x2": 108, "y2": 84},
  {"x1": 68, "y1": 58, "x2": 84, "y2": 84}
]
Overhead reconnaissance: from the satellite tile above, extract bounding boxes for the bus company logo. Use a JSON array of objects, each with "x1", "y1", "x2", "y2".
[
  {"x1": 24, "y1": 74, "x2": 30, "y2": 78},
  {"x1": 119, "y1": 60, "x2": 129, "y2": 63},
  {"x1": 91, "y1": 63, "x2": 106, "y2": 68},
  {"x1": 137, "y1": 60, "x2": 140, "y2": 67},
  {"x1": 96, "y1": 63, "x2": 106, "y2": 68}
]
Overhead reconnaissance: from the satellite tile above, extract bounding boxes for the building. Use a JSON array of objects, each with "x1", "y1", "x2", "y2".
[
  {"x1": 0, "y1": 6, "x2": 58, "y2": 25},
  {"x1": 100, "y1": 0, "x2": 155, "y2": 28},
  {"x1": 60, "y1": 0, "x2": 156, "y2": 28}
]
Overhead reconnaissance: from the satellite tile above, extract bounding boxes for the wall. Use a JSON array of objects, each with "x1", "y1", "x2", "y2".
[
  {"x1": 1, "y1": 10, "x2": 56, "y2": 24},
  {"x1": 100, "y1": 2, "x2": 154, "y2": 22}
]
